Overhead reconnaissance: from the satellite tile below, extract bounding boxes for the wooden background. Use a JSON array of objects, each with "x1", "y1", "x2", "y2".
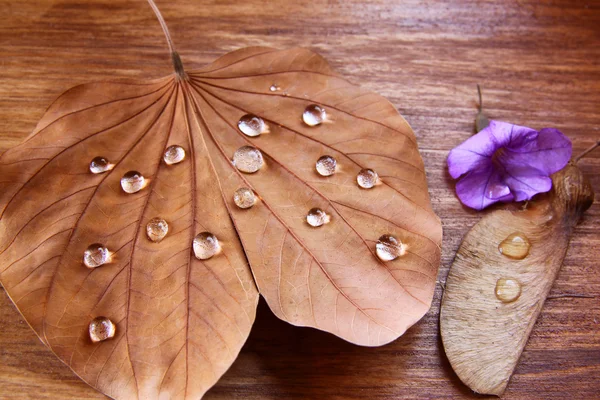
[{"x1": 1, "y1": 0, "x2": 598, "y2": 398}]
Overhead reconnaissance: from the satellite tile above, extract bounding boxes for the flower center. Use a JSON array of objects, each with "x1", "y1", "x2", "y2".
[{"x1": 491, "y1": 147, "x2": 507, "y2": 170}]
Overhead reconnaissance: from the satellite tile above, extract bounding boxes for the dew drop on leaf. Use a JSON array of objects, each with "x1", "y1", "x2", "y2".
[
  {"x1": 163, "y1": 145, "x2": 186, "y2": 165},
  {"x1": 306, "y1": 208, "x2": 330, "y2": 227},
  {"x1": 89, "y1": 317, "x2": 116, "y2": 343},
  {"x1": 238, "y1": 114, "x2": 267, "y2": 137},
  {"x1": 302, "y1": 104, "x2": 326, "y2": 126},
  {"x1": 494, "y1": 277, "x2": 522, "y2": 303},
  {"x1": 315, "y1": 155, "x2": 336, "y2": 177},
  {"x1": 193, "y1": 232, "x2": 221, "y2": 260},
  {"x1": 233, "y1": 187, "x2": 257, "y2": 209},
  {"x1": 357, "y1": 168, "x2": 378, "y2": 189},
  {"x1": 146, "y1": 217, "x2": 169, "y2": 243},
  {"x1": 120, "y1": 171, "x2": 145, "y2": 194},
  {"x1": 83, "y1": 244, "x2": 111, "y2": 268},
  {"x1": 269, "y1": 84, "x2": 279, "y2": 92},
  {"x1": 89, "y1": 156, "x2": 112, "y2": 174},
  {"x1": 232, "y1": 146, "x2": 264, "y2": 173},
  {"x1": 498, "y1": 232, "x2": 530, "y2": 260},
  {"x1": 376, "y1": 234, "x2": 405, "y2": 261}
]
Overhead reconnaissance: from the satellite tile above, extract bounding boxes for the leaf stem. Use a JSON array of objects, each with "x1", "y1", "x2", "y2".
[
  {"x1": 477, "y1": 84, "x2": 483, "y2": 112},
  {"x1": 147, "y1": 0, "x2": 186, "y2": 79},
  {"x1": 574, "y1": 139, "x2": 600, "y2": 163}
]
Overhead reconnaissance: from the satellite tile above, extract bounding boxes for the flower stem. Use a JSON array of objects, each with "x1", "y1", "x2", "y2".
[
  {"x1": 574, "y1": 139, "x2": 600, "y2": 163},
  {"x1": 474, "y1": 84, "x2": 489, "y2": 133},
  {"x1": 147, "y1": 0, "x2": 186, "y2": 79}
]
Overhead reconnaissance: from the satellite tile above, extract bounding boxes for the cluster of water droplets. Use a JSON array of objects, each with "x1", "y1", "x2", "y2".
[
  {"x1": 493, "y1": 231, "x2": 532, "y2": 303},
  {"x1": 83, "y1": 92, "x2": 400, "y2": 342},
  {"x1": 231, "y1": 98, "x2": 395, "y2": 261},
  {"x1": 231, "y1": 97, "x2": 382, "y2": 189},
  {"x1": 84, "y1": 143, "x2": 225, "y2": 342}
]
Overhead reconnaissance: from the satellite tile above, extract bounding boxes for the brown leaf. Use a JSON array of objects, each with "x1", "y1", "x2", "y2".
[
  {"x1": 440, "y1": 162, "x2": 594, "y2": 395},
  {"x1": 0, "y1": 46, "x2": 441, "y2": 399}
]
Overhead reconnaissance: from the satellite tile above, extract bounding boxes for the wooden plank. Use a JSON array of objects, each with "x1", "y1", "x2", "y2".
[{"x1": 0, "y1": 0, "x2": 598, "y2": 398}]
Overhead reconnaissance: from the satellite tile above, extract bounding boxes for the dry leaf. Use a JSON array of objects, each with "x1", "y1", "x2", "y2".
[
  {"x1": 0, "y1": 13, "x2": 441, "y2": 399},
  {"x1": 440, "y1": 162, "x2": 594, "y2": 395}
]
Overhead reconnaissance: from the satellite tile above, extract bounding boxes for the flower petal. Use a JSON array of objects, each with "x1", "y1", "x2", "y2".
[
  {"x1": 489, "y1": 120, "x2": 538, "y2": 149},
  {"x1": 448, "y1": 120, "x2": 572, "y2": 210},
  {"x1": 500, "y1": 127, "x2": 572, "y2": 175},
  {"x1": 496, "y1": 127, "x2": 571, "y2": 201},
  {"x1": 455, "y1": 166, "x2": 514, "y2": 210},
  {"x1": 447, "y1": 147, "x2": 489, "y2": 179},
  {"x1": 447, "y1": 121, "x2": 536, "y2": 179},
  {"x1": 502, "y1": 164, "x2": 553, "y2": 201}
]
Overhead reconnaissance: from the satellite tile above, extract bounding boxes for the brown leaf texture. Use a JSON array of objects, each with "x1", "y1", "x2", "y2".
[
  {"x1": 0, "y1": 47, "x2": 442, "y2": 399},
  {"x1": 440, "y1": 163, "x2": 594, "y2": 395}
]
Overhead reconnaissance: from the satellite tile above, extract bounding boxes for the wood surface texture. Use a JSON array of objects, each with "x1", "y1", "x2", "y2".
[{"x1": 0, "y1": 0, "x2": 598, "y2": 399}]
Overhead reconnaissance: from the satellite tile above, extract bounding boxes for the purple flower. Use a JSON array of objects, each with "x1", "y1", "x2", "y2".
[{"x1": 447, "y1": 120, "x2": 572, "y2": 210}]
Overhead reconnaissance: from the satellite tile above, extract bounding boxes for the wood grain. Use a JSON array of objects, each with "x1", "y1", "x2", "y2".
[{"x1": 0, "y1": 0, "x2": 598, "y2": 399}]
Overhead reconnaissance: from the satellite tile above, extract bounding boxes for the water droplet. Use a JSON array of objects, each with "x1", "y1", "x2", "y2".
[
  {"x1": 89, "y1": 157, "x2": 112, "y2": 174},
  {"x1": 357, "y1": 169, "x2": 379, "y2": 189},
  {"x1": 121, "y1": 171, "x2": 145, "y2": 194},
  {"x1": 269, "y1": 84, "x2": 279, "y2": 92},
  {"x1": 487, "y1": 183, "x2": 510, "y2": 199},
  {"x1": 303, "y1": 104, "x2": 326, "y2": 126},
  {"x1": 163, "y1": 145, "x2": 185, "y2": 165},
  {"x1": 233, "y1": 187, "x2": 257, "y2": 209},
  {"x1": 89, "y1": 316, "x2": 116, "y2": 343},
  {"x1": 83, "y1": 243, "x2": 110, "y2": 268},
  {"x1": 495, "y1": 278, "x2": 522, "y2": 303},
  {"x1": 306, "y1": 208, "x2": 330, "y2": 227},
  {"x1": 233, "y1": 146, "x2": 264, "y2": 173},
  {"x1": 376, "y1": 234, "x2": 406, "y2": 261},
  {"x1": 316, "y1": 155, "x2": 336, "y2": 177},
  {"x1": 498, "y1": 232, "x2": 530, "y2": 260},
  {"x1": 193, "y1": 232, "x2": 221, "y2": 260},
  {"x1": 238, "y1": 114, "x2": 268, "y2": 137},
  {"x1": 146, "y1": 217, "x2": 168, "y2": 242}
]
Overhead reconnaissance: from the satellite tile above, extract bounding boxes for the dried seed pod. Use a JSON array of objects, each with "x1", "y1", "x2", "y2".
[{"x1": 441, "y1": 162, "x2": 594, "y2": 395}]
